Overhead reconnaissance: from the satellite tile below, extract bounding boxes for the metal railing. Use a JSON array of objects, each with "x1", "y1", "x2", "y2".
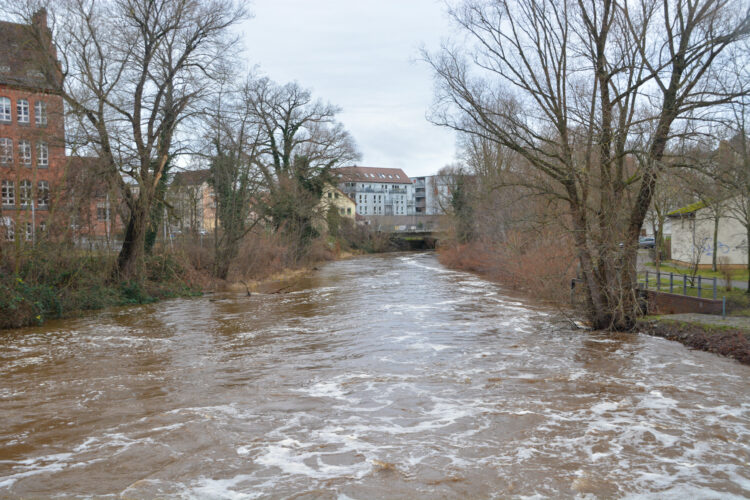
[{"x1": 643, "y1": 271, "x2": 718, "y2": 299}]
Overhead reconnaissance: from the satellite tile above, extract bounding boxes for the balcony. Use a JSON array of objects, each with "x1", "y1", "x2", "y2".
[{"x1": 345, "y1": 186, "x2": 408, "y2": 194}]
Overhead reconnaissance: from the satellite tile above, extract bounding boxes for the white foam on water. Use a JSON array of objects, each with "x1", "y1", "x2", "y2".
[
  {"x1": 296, "y1": 380, "x2": 350, "y2": 400},
  {"x1": 0, "y1": 452, "x2": 73, "y2": 489},
  {"x1": 254, "y1": 438, "x2": 371, "y2": 481},
  {"x1": 189, "y1": 474, "x2": 261, "y2": 500},
  {"x1": 590, "y1": 401, "x2": 620, "y2": 414},
  {"x1": 409, "y1": 342, "x2": 453, "y2": 352}
]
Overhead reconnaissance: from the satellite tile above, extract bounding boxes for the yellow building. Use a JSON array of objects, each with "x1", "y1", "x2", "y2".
[{"x1": 319, "y1": 184, "x2": 356, "y2": 220}]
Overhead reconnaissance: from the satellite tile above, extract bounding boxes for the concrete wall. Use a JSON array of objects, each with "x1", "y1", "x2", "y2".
[{"x1": 670, "y1": 211, "x2": 748, "y2": 267}]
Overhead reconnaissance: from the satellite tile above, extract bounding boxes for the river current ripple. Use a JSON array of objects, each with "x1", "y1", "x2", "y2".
[{"x1": 1, "y1": 253, "x2": 749, "y2": 498}]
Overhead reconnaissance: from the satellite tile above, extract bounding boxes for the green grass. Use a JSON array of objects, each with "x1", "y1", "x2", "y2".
[{"x1": 645, "y1": 261, "x2": 749, "y2": 282}]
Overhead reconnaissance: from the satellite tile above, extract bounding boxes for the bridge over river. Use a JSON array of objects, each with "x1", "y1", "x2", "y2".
[{"x1": 1, "y1": 253, "x2": 748, "y2": 497}]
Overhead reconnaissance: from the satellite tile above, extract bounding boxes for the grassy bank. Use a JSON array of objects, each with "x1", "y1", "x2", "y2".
[
  {"x1": 1, "y1": 222, "x2": 391, "y2": 331},
  {"x1": 638, "y1": 316, "x2": 750, "y2": 365},
  {"x1": 0, "y1": 245, "x2": 202, "y2": 330},
  {"x1": 645, "y1": 261, "x2": 750, "y2": 283}
]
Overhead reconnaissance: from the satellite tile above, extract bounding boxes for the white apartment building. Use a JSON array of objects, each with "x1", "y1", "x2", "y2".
[
  {"x1": 410, "y1": 175, "x2": 450, "y2": 215},
  {"x1": 336, "y1": 166, "x2": 415, "y2": 216}
]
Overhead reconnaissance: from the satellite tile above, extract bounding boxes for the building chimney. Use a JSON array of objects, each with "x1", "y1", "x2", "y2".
[{"x1": 32, "y1": 8, "x2": 48, "y2": 30}]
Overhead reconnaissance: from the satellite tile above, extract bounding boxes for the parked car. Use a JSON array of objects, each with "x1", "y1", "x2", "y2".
[{"x1": 639, "y1": 236, "x2": 656, "y2": 248}]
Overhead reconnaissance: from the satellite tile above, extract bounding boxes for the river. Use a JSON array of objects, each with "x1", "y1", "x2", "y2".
[{"x1": 1, "y1": 253, "x2": 749, "y2": 498}]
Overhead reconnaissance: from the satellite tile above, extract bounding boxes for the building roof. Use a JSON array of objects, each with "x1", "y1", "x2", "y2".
[
  {"x1": 172, "y1": 169, "x2": 211, "y2": 187},
  {"x1": 0, "y1": 11, "x2": 61, "y2": 92},
  {"x1": 335, "y1": 166, "x2": 411, "y2": 184},
  {"x1": 667, "y1": 200, "x2": 708, "y2": 217}
]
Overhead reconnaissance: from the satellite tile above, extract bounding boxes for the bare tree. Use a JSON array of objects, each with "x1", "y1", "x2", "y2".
[
  {"x1": 437, "y1": 163, "x2": 476, "y2": 242},
  {"x1": 716, "y1": 134, "x2": 750, "y2": 291},
  {"x1": 426, "y1": 0, "x2": 750, "y2": 329},
  {"x1": 645, "y1": 170, "x2": 685, "y2": 269},
  {"x1": 714, "y1": 44, "x2": 750, "y2": 291},
  {"x1": 7, "y1": 0, "x2": 246, "y2": 279},
  {"x1": 243, "y1": 78, "x2": 359, "y2": 251},
  {"x1": 202, "y1": 79, "x2": 265, "y2": 280}
]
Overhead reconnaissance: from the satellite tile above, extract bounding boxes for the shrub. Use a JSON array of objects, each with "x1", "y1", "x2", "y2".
[{"x1": 438, "y1": 228, "x2": 576, "y2": 304}]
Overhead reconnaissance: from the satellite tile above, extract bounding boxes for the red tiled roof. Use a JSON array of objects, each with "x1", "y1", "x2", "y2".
[
  {"x1": 0, "y1": 11, "x2": 61, "y2": 92},
  {"x1": 335, "y1": 166, "x2": 411, "y2": 184}
]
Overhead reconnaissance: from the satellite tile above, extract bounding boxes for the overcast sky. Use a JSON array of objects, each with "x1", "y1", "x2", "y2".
[{"x1": 238, "y1": 0, "x2": 459, "y2": 177}]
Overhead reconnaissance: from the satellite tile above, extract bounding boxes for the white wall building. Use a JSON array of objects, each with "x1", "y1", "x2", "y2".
[
  {"x1": 410, "y1": 175, "x2": 450, "y2": 215},
  {"x1": 336, "y1": 166, "x2": 415, "y2": 216},
  {"x1": 668, "y1": 199, "x2": 748, "y2": 268}
]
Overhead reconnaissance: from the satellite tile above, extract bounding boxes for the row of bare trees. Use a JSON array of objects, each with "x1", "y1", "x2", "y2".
[
  {"x1": 201, "y1": 76, "x2": 359, "y2": 279},
  {"x1": 427, "y1": 0, "x2": 750, "y2": 330},
  {"x1": 6, "y1": 0, "x2": 359, "y2": 281}
]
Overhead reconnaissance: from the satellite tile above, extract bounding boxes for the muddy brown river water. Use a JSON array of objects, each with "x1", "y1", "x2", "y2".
[{"x1": 1, "y1": 253, "x2": 749, "y2": 498}]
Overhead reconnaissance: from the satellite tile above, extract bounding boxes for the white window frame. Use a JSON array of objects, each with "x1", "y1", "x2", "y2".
[
  {"x1": 17, "y1": 99, "x2": 29, "y2": 124},
  {"x1": 19, "y1": 140, "x2": 31, "y2": 166},
  {"x1": 35, "y1": 101, "x2": 47, "y2": 126},
  {"x1": 2, "y1": 180, "x2": 15, "y2": 206},
  {"x1": 37, "y1": 180, "x2": 49, "y2": 208},
  {"x1": 0, "y1": 97, "x2": 10, "y2": 122},
  {"x1": 24, "y1": 222, "x2": 32, "y2": 241},
  {"x1": 0, "y1": 138, "x2": 11, "y2": 164},
  {"x1": 19, "y1": 179, "x2": 32, "y2": 207},
  {"x1": 36, "y1": 142, "x2": 48, "y2": 167}
]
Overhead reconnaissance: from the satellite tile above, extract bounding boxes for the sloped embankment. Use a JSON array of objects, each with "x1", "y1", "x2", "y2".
[{"x1": 638, "y1": 317, "x2": 750, "y2": 365}]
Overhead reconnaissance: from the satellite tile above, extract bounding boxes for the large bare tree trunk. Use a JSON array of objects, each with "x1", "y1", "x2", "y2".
[{"x1": 116, "y1": 196, "x2": 149, "y2": 280}]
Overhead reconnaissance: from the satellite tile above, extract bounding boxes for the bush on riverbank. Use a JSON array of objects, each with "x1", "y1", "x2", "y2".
[
  {"x1": 0, "y1": 218, "x2": 395, "y2": 330},
  {"x1": 438, "y1": 229, "x2": 576, "y2": 305},
  {"x1": 0, "y1": 241, "x2": 201, "y2": 329}
]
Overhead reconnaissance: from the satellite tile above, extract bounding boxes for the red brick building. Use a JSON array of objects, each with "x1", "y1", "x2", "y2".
[{"x1": 0, "y1": 10, "x2": 64, "y2": 242}]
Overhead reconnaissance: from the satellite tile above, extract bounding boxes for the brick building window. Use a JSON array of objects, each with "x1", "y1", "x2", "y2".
[
  {"x1": 39, "y1": 220, "x2": 46, "y2": 233},
  {"x1": 96, "y1": 202, "x2": 109, "y2": 221},
  {"x1": 19, "y1": 140, "x2": 31, "y2": 166},
  {"x1": 35, "y1": 101, "x2": 47, "y2": 126},
  {"x1": 19, "y1": 180, "x2": 32, "y2": 206},
  {"x1": 17, "y1": 99, "x2": 29, "y2": 124},
  {"x1": 1, "y1": 180, "x2": 14, "y2": 206},
  {"x1": 0, "y1": 97, "x2": 10, "y2": 122},
  {"x1": 38, "y1": 181, "x2": 49, "y2": 208},
  {"x1": 0, "y1": 138, "x2": 11, "y2": 164},
  {"x1": 2, "y1": 217, "x2": 14, "y2": 241},
  {"x1": 24, "y1": 222, "x2": 32, "y2": 241},
  {"x1": 36, "y1": 142, "x2": 48, "y2": 167}
]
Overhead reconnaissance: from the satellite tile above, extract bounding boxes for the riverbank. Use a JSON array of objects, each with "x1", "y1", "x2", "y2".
[
  {"x1": 436, "y1": 241, "x2": 575, "y2": 305},
  {"x1": 437, "y1": 241, "x2": 750, "y2": 365},
  {"x1": 0, "y1": 243, "x2": 368, "y2": 331},
  {"x1": 0, "y1": 251, "x2": 202, "y2": 330},
  {"x1": 637, "y1": 315, "x2": 750, "y2": 365}
]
